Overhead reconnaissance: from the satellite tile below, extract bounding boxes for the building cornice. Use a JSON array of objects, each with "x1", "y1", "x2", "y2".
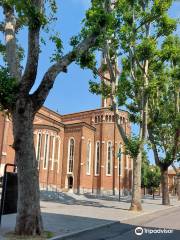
[
  {"x1": 36, "y1": 112, "x2": 64, "y2": 128},
  {"x1": 33, "y1": 124, "x2": 61, "y2": 133},
  {"x1": 64, "y1": 122, "x2": 96, "y2": 131}
]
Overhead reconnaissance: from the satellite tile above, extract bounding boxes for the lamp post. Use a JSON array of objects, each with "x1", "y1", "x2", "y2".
[{"x1": 150, "y1": 167, "x2": 155, "y2": 199}]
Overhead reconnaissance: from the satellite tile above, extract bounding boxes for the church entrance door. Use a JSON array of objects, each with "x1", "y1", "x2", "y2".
[{"x1": 68, "y1": 176, "x2": 73, "y2": 189}]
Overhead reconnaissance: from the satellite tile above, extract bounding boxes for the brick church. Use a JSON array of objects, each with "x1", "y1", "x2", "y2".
[{"x1": 0, "y1": 64, "x2": 132, "y2": 195}]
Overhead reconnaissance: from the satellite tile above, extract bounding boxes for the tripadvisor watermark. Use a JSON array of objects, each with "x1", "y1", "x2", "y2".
[{"x1": 135, "y1": 227, "x2": 174, "y2": 236}]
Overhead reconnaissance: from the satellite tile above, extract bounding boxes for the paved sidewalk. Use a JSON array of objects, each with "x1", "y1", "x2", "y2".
[{"x1": 0, "y1": 193, "x2": 179, "y2": 239}]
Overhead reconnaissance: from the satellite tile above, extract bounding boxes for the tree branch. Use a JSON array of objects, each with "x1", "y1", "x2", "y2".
[
  {"x1": 3, "y1": 4, "x2": 21, "y2": 80},
  {"x1": 19, "y1": 28, "x2": 40, "y2": 93},
  {"x1": 0, "y1": 22, "x2": 5, "y2": 32},
  {"x1": 172, "y1": 128, "x2": 180, "y2": 162},
  {"x1": 103, "y1": 42, "x2": 129, "y2": 146},
  {"x1": 19, "y1": 0, "x2": 43, "y2": 94},
  {"x1": 31, "y1": 33, "x2": 98, "y2": 112},
  {"x1": 148, "y1": 126, "x2": 161, "y2": 168}
]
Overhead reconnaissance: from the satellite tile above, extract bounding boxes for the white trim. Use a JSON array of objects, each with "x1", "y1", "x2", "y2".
[
  {"x1": 94, "y1": 141, "x2": 100, "y2": 176},
  {"x1": 125, "y1": 153, "x2": 129, "y2": 170},
  {"x1": 35, "y1": 132, "x2": 38, "y2": 158},
  {"x1": 106, "y1": 141, "x2": 113, "y2": 176},
  {"x1": 67, "y1": 137, "x2": 75, "y2": 174},
  {"x1": 43, "y1": 132, "x2": 50, "y2": 169},
  {"x1": 36, "y1": 131, "x2": 42, "y2": 169},
  {"x1": 104, "y1": 98, "x2": 107, "y2": 107},
  {"x1": 86, "y1": 140, "x2": 91, "y2": 175},
  {"x1": 0, "y1": 163, "x2": 5, "y2": 177},
  {"x1": 51, "y1": 135, "x2": 56, "y2": 170}
]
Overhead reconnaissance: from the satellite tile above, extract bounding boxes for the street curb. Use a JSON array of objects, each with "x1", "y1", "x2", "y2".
[
  {"x1": 49, "y1": 221, "x2": 119, "y2": 240},
  {"x1": 119, "y1": 203, "x2": 180, "y2": 222},
  {"x1": 122, "y1": 204, "x2": 180, "y2": 225},
  {"x1": 49, "y1": 203, "x2": 180, "y2": 240}
]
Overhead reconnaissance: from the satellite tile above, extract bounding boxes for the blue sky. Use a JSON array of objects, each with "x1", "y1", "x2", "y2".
[
  {"x1": 40, "y1": 0, "x2": 180, "y2": 115},
  {"x1": 40, "y1": 0, "x2": 97, "y2": 114},
  {"x1": 40, "y1": 0, "x2": 179, "y2": 164},
  {"x1": 0, "y1": 1, "x2": 179, "y2": 163}
]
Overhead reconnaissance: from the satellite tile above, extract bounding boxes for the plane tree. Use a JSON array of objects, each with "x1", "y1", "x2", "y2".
[
  {"x1": 86, "y1": 0, "x2": 177, "y2": 211},
  {"x1": 141, "y1": 158, "x2": 161, "y2": 199},
  {"x1": 0, "y1": 0, "x2": 113, "y2": 236},
  {"x1": 147, "y1": 35, "x2": 180, "y2": 205}
]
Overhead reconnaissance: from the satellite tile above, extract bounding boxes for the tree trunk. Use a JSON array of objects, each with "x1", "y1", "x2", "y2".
[
  {"x1": 177, "y1": 175, "x2": 180, "y2": 201},
  {"x1": 130, "y1": 152, "x2": 142, "y2": 211},
  {"x1": 160, "y1": 168, "x2": 170, "y2": 205},
  {"x1": 12, "y1": 98, "x2": 43, "y2": 235}
]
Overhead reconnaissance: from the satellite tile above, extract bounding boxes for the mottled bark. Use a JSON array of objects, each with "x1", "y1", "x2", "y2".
[
  {"x1": 1, "y1": 0, "x2": 108, "y2": 236},
  {"x1": 12, "y1": 98, "x2": 43, "y2": 235},
  {"x1": 103, "y1": 40, "x2": 144, "y2": 212},
  {"x1": 20, "y1": 0, "x2": 42, "y2": 93},
  {"x1": 130, "y1": 152, "x2": 142, "y2": 211},
  {"x1": 4, "y1": 4, "x2": 21, "y2": 80},
  {"x1": 160, "y1": 168, "x2": 170, "y2": 206}
]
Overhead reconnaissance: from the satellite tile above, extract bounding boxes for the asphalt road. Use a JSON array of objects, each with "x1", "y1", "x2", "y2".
[{"x1": 56, "y1": 206, "x2": 180, "y2": 240}]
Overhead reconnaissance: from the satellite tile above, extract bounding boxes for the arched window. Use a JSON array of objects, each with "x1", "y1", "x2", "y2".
[
  {"x1": 50, "y1": 135, "x2": 55, "y2": 170},
  {"x1": 67, "y1": 138, "x2": 75, "y2": 173},
  {"x1": 106, "y1": 141, "x2": 112, "y2": 175},
  {"x1": 120, "y1": 117, "x2": 123, "y2": 124},
  {"x1": 43, "y1": 133, "x2": 49, "y2": 169},
  {"x1": 53, "y1": 137, "x2": 61, "y2": 172},
  {"x1": 104, "y1": 98, "x2": 107, "y2": 107},
  {"x1": 49, "y1": 135, "x2": 56, "y2": 170},
  {"x1": 105, "y1": 115, "x2": 108, "y2": 122},
  {"x1": 36, "y1": 132, "x2": 42, "y2": 168},
  {"x1": 95, "y1": 141, "x2": 100, "y2": 175},
  {"x1": 86, "y1": 140, "x2": 91, "y2": 175},
  {"x1": 57, "y1": 138, "x2": 61, "y2": 172}
]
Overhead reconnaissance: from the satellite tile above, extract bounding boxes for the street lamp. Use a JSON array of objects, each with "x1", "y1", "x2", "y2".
[{"x1": 150, "y1": 167, "x2": 155, "y2": 199}]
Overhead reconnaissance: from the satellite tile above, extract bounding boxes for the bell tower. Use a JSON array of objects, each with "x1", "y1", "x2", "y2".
[{"x1": 99, "y1": 53, "x2": 120, "y2": 108}]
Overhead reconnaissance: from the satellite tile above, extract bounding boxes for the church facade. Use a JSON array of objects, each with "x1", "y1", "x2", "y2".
[
  {"x1": 0, "y1": 60, "x2": 133, "y2": 196},
  {"x1": 0, "y1": 103, "x2": 132, "y2": 195}
]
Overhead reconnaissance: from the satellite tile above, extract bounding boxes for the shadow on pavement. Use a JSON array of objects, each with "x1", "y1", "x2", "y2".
[
  {"x1": 0, "y1": 211, "x2": 179, "y2": 240},
  {"x1": 40, "y1": 191, "x2": 130, "y2": 211},
  {"x1": 46, "y1": 215, "x2": 180, "y2": 240}
]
